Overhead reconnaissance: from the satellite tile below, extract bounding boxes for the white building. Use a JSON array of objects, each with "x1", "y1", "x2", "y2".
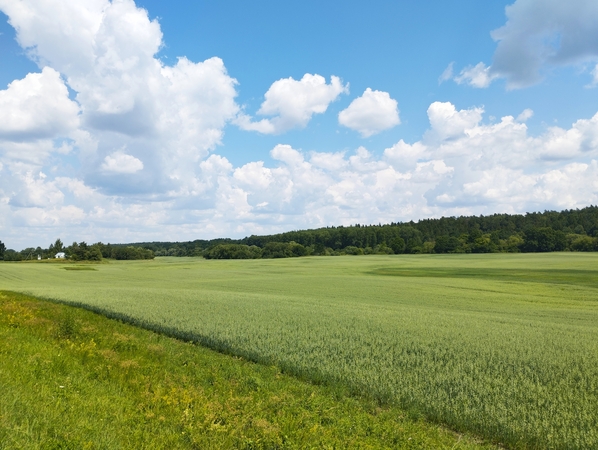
[{"x1": 55, "y1": 252, "x2": 66, "y2": 259}]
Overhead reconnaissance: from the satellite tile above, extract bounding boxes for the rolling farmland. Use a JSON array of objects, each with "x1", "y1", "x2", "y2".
[{"x1": 1, "y1": 254, "x2": 597, "y2": 448}]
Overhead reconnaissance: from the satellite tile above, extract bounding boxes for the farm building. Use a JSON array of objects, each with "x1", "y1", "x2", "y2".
[{"x1": 55, "y1": 252, "x2": 66, "y2": 259}]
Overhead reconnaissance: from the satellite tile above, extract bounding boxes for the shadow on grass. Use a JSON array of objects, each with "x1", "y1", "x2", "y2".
[{"x1": 370, "y1": 267, "x2": 598, "y2": 289}]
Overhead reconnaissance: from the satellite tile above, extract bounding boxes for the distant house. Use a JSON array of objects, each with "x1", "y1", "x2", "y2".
[{"x1": 55, "y1": 252, "x2": 66, "y2": 259}]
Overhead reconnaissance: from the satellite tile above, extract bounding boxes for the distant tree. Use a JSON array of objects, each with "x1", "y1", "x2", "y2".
[
  {"x1": 421, "y1": 241, "x2": 436, "y2": 254},
  {"x1": 342, "y1": 246, "x2": 364, "y2": 255},
  {"x1": 54, "y1": 239, "x2": 64, "y2": 253},
  {"x1": 373, "y1": 243, "x2": 394, "y2": 255},
  {"x1": 399, "y1": 227, "x2": 423, "y2": 254},
  {"x1": 503, "y1": 234, "x2": 523, "y2": 253},
  {"x1": 3, "y1": 250, "x2": 22, "y2": 261},
  {"x1": 0, "y1": 240, "x2": 5, "y2": 260},
  {"x1": 262, "y1": 242, "x2": 307, "y2": 259},
  {"x1": 570, "y1": 235, "x2": 598, "y2": 252},
  {"x1": 390, "y1": 237, "x2": 406, "y2": 254},
  {"x1": 434, "y1": 236, "x2": 459, "y2": 253},
  {"x1": 203, "y1": 244, "x2": 261, "y2": 260},
  {"x1": 87, "y1": 246, "x2": 103, "y2": 261},
  {"x1": 521, "y1": 228, "x2": 567, "y2": 252},
  {"x1": 69, "y1": 242, "x2": 89, "y2": 261},
  {"x1": 470, "y1": 235, "x2": 497, "y2": 253},
  {"x1": 67, "y1": 241, "x2": 105, "y2": 261},
  {"x1": 20, "y1": 248, "x2": 36, "y2": 260},
  {"x1": 111, "y1": 246, "x2": 154, "y2": 260},
  {"x1": 91, "y1": 242, "x2": 113, "y2": 258}
]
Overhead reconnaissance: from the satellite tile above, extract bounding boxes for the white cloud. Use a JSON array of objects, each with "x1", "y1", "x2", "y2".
[
  {"x1": 233, "y1": 161, "x2": 272, "y2": 189},
  {"x1": 309, "y1": 151, "x2": 347, "y2": 171},
  {"x1": 425, "y1": 102, "x2": 484, "y2": 141},
  {"x1": 101, "y1": 151, "x2": 143, "y2": 174},
  {"x1": 384, "y1": 140, "x2": 428, "y2": 169},
  {"x1": 236, "y1": 74, "x2": 348, "y2": 134},
  {"x1": 0, "y1": 0, "x2": 239, "y2": 196},
  {"x1": 8, "y1": 171, "x2": 64, "y2": 208},
  {"x1": 0, "y1": 67, "x2": 80, "y2": 140},
  {"x1": 3, "y1": 100, "x2": 598, "y2": 248},
  {"x1": 454, "y1": 63, "x2": 498, "y2": 88},
  {"x1": 453, "y1": 0, "x2": 598, "y2": 89},
  {"x1": 491, "y1": 0, "x2": 598, "y2": 88},
  {"x1": 338, "y1": 88, "x2": 400, "y2": 137}
]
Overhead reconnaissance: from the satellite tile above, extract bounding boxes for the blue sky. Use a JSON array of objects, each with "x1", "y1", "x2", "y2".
[{"x1": 1, "y1": 0, "x2": 598, "y2": 249}]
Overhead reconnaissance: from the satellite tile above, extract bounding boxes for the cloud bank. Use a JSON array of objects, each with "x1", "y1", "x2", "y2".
[{"x1": 0, "y1": 0, "x2": 597, "y2": 249}]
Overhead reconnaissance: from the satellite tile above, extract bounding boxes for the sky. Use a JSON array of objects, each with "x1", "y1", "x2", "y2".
[{"x1": 1, "y1": 0, "x2": 598, "y2": 250}]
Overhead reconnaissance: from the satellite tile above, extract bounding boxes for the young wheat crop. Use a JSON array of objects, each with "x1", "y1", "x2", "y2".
[{"x1": 1, "y1": 253, "x2": 597, "y2": 449}]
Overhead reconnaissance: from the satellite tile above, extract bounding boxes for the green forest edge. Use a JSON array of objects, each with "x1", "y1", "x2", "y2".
[
  {"x1": 2, "y1": 206, "x2": 598, "y2": 261},
  {"x1": 1, "y1": 291, "x2": 495, "y2": 449}
]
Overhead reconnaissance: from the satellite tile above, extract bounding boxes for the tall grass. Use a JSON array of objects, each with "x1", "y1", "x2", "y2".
[{"x1": 1, "y1": 253, "x2": 597, "y2": 448}]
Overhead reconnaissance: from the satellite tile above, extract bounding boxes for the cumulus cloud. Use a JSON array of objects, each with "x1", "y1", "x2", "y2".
[
  {"x1": 236, "y1": 74, "x2": 348, "y2": 134},
  {"x1": 3, "y1": 99, "x2": 598, "y2": 247},
  {"x1": 425, "y1": 102, "x2": 484, "y2": 141},
  {"x1": 0, "y1": 0, "x2": 239, "y2": 193},
  {"x1": 101, "y1": 151, "x2": 144, "y2": 174},
  {"x1": 338, "y1": 88, "x2": 400, "y2": 137},
  {"x1": 0, "y1": 67, "x2": 80, "y2": 140}
]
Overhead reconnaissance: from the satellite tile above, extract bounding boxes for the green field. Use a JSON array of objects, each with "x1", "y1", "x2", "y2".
[
  {"x1": 2, "y1": 254, "x2": 598, "y2": 449},
  {"x1": 1, "y1": 291, "x2": 489, "y2": 449}
]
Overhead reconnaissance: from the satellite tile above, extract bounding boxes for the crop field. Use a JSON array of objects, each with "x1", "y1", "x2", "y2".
[{"x1": 1, "y1": 253, "x2": 598, "y2": 449}]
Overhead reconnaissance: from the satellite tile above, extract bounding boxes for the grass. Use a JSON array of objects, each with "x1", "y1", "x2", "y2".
[
  {"x1": 1, "y1": 253, "x2": 598, "y2": 448},
  {"x1": 0, "y1": 291, "x2": 490, "y2": 449}
]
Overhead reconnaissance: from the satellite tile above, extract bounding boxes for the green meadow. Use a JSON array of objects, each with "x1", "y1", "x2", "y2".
[{"x1": 2, "y1": 253, "x2": 598, "y2": 449}]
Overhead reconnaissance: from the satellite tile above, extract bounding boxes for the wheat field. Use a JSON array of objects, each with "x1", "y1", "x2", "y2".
[{"x1": 1, "y1": 253, "x2": 597, "y2": 448}]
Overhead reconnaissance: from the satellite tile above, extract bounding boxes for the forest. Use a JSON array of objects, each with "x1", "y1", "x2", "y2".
[
  {"x1": 1, "y1": 206, "x2": 597, "y2": 260},
  {"x1": 138, "y1": 206, "x2": 598, "y2": 259}
]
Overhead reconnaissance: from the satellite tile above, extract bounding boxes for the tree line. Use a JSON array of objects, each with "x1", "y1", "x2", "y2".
[
  {"x1": 2, "y1": 206, "x2": 597, "y2": 261},
  {"x1": 128, "y1": 206, "x2": 598, "y2": 259},
  {"x1": 0, "y1": 239, "x2": 154, "y2": 261}
]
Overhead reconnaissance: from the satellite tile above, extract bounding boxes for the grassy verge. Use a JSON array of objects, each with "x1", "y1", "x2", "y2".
[{"x1": 0, "y1": 291, "x2": 495, "y2": 449}]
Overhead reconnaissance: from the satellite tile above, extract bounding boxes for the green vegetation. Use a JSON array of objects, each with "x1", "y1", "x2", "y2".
[
  {"x1": 0, "y1": 291, "x2": 490, "y2": 449},
  {"x1": 4, "y1": 207, "x2": 597, "y2": 260},
  {"x1": 0, "y1": 239, "x2": 154, "y2": 262},
  {"x1": 126, "y1": 205, "x2": 598, "y2": 257},
  {"x1": 1, "y1": 254, "x2": 597, "y2": 448}
]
